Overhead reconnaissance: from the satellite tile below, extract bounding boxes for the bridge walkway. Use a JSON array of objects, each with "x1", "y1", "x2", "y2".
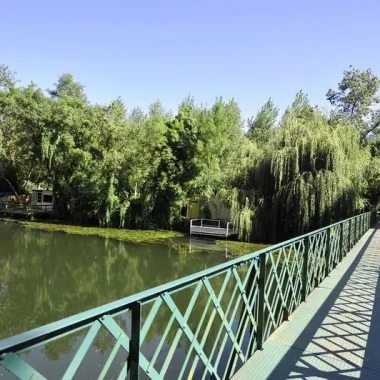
[{"x1": 233, "y1": 225, "x2": 380, "y2": 380}]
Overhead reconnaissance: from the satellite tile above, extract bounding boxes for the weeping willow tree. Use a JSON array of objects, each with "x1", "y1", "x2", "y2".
[
  {"x1": 218, "y1": 140, "x2": 264, "y2": 242},
  {"x1": 267, "y1": 99, "x2": 369, "y2": 240},
  {"x1": 228, "y1": 93, "x2": 370, "y2": 242}
]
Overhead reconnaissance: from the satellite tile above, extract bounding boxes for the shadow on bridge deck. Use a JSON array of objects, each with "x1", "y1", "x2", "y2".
[{"x1": 233, "y1": 225, "x2": 380, "y2": 380}]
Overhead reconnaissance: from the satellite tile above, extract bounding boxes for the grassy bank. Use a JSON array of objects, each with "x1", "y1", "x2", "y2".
[
  {"x1": 216, "y1": 240, "x2": 270, "y2": 257},
  {"x1": 1, "y1": 219, "x2": 184, "y2": 245}
]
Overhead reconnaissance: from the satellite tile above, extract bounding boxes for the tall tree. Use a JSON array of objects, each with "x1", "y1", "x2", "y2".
[
  {"x1": 229, "y1": 93, "x2": 369, "y2": 242},
  {"x1": 0, "y1": 71, "x2": 50, "y2": 195},
  {"x1": 326, "y1": 67, "x2": 380, "y2": 140},
  {"x1": 193, "y1": 97, "x2": 243, "y2": 199},
  {"x1": 246, "y1": 98, "x2": 278, "y2": 143},
  {"x1": 48, "y1": 73, "x2": 86, "y2": 100},
  {"x1": 0, "y1": 65, "x2": 17, "y2": 90},
  {"x1": 151, "y1": 104, "x2": 200, "y2": 226}
]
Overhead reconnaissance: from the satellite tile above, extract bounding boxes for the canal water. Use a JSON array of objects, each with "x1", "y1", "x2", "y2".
[
  {"x1": 0, "y1": 221, "x2": 255, "y2": 379},
  {"x1": 0, "y1": 221, "x2": 230, "y2": 339}
]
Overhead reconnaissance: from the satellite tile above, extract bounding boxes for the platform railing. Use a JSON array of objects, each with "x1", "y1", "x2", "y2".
[
  {"x1": 0, "y1": 212, "x2": 376, "y2": 379},
  {"x1": 190, "y1": 219, "x2": 236, "y2": 237},
  {"x1": 226, "y1": 221, "x2": 234, "y2": 236},
  {"x1": 0, "y1": 201, "x2": 53, "y2": 213},
  {"x1": 191, "y1": 219, "x2": 222, "y2": 228}
]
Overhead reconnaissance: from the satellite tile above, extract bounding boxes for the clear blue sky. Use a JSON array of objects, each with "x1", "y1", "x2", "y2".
[{"x1": 1, "y1": 0, "x2": 379, "y2": 121}]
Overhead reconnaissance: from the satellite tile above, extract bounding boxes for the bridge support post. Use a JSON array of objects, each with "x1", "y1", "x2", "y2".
[
  {"x1": 130, "y1": 301, "x2": 141, "y2": 379},
  {"x1": 301, "y1": 236, "x2": 309, "y2": 302},
  {"x1": 257, "y1": 253, "x2": 267, "y2": 350}
]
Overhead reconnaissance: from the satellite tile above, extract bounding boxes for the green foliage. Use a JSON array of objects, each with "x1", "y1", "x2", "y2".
[
  {"x1": 291, "y1": 90, "x2": 313, "y2": 113},
  {"x1": 269, "y1": 107, "x2": 369, "y2": 239},
  {"x1": 48, "y1": 73, "x2": 86, "y2": 99},
  {"x1": 327, "y1": 66, "x2": 380, "y2": 140},
  {"x1": 0, "y1": 64, "x2": 378, "y2": 242},
  {"x1": 150, "y1": 104, "x2": 200, "y2": 226},
  {"x1": 230, "y1": 93, "x2": 370, "y2": 242},
  {"x1": 0, "y1": 79, "x2": 51, "y2": 195},
  {"x1": 192, "y1": 97, "x2": 243, "y2": 199},
  {"x1": 228, "y1": 189, "x2": 256, "y2": 242},
  {"x1": 247, "y1": 98, "x2": 278, "y2": 143},
  {"x1": 365, "y1": 156, "x2": 380, "y2": 205},
  {"x1": 0, "y1": 65, "x2": 17, "y2": 89}
]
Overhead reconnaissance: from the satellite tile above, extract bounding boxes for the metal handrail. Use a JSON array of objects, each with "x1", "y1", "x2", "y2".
[
  {"x1": 0, "y1": 211, "x2": 375, "y2": 379},
  {"x1": 227, "y1": 221, "x2": 234, "y2": 235},
  {"x1": 191, "y1": 219, "x2": 228, "y2": 228}
]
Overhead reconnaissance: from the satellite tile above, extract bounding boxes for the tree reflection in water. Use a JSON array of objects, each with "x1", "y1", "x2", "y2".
[{"x1": 0, "y1": 221, "x2": 240, "y2": 378}]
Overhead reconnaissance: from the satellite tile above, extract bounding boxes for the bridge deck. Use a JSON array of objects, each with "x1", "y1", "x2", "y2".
[{"x1": 233, "y1": 226, "x2": 380, "y2": 380}]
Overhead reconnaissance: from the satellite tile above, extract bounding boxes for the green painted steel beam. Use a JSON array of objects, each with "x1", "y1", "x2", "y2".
[{"x1": 0, "y1": 353, "x2": 47, "y2": 379}]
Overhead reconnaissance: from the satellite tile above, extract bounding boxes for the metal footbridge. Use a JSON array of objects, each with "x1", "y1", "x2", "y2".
[{"x1": 0, "y1": 212, "x2": 378, "y2": 379}]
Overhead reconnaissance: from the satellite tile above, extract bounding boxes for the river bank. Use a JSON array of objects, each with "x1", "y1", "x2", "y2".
[
  {"x1": 0, "y1": 218, "x2": 183, "y2": 244},
  {"x1": 1, "y1": 218, "x2": 270, "y2": 255}
]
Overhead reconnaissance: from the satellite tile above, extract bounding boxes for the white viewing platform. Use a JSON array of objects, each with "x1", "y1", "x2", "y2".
[{"x1": 190, "y1": 219, "x2": 237, "y2": 238}]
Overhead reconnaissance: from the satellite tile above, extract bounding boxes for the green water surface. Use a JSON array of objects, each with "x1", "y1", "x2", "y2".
[{"x1": 0, "y1": 221, "x2": 229, "y2": 340}]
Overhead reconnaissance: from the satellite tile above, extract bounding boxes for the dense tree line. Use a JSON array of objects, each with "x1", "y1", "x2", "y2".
[{"x1": 1, "y1": 64, "x2": 379, "y2": 242}]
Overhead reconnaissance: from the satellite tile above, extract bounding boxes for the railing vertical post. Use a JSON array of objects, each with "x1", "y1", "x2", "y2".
[
  {"x1": 201, "y1": 219, "x2": 203, "y2": 227},
  {"x1": 354, "y1": 216, "x2": 357, "y2": 244},
  {"x1": 301, "y1": 236, "x2": 309, "y2": 302},
  {"x1": 325, "y1": 227, "x2": 331, "y2": 278},
  {"x1": 130, "y1": 301, "x2": 141, "y2": 379},
  {"x1": 257, "y1": 252, "x2": 267, "y2": 350},
  {"x1": 362, "y1": 214, "x2": 365, "y2": 235},
  {"x1": 348, "y1": 219, "x2": 352, "y2": 250},
  {"x1": 357, "y1": 215, "x2": 360, "y2": 240},
  {"x1": 339, "y1": 222, "x2": 344, "y2": 261}
]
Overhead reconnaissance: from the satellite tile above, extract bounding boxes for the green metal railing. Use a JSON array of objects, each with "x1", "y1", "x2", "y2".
[{"x1": 0, "y1": 212, "x2": 375, "y2": 379}]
